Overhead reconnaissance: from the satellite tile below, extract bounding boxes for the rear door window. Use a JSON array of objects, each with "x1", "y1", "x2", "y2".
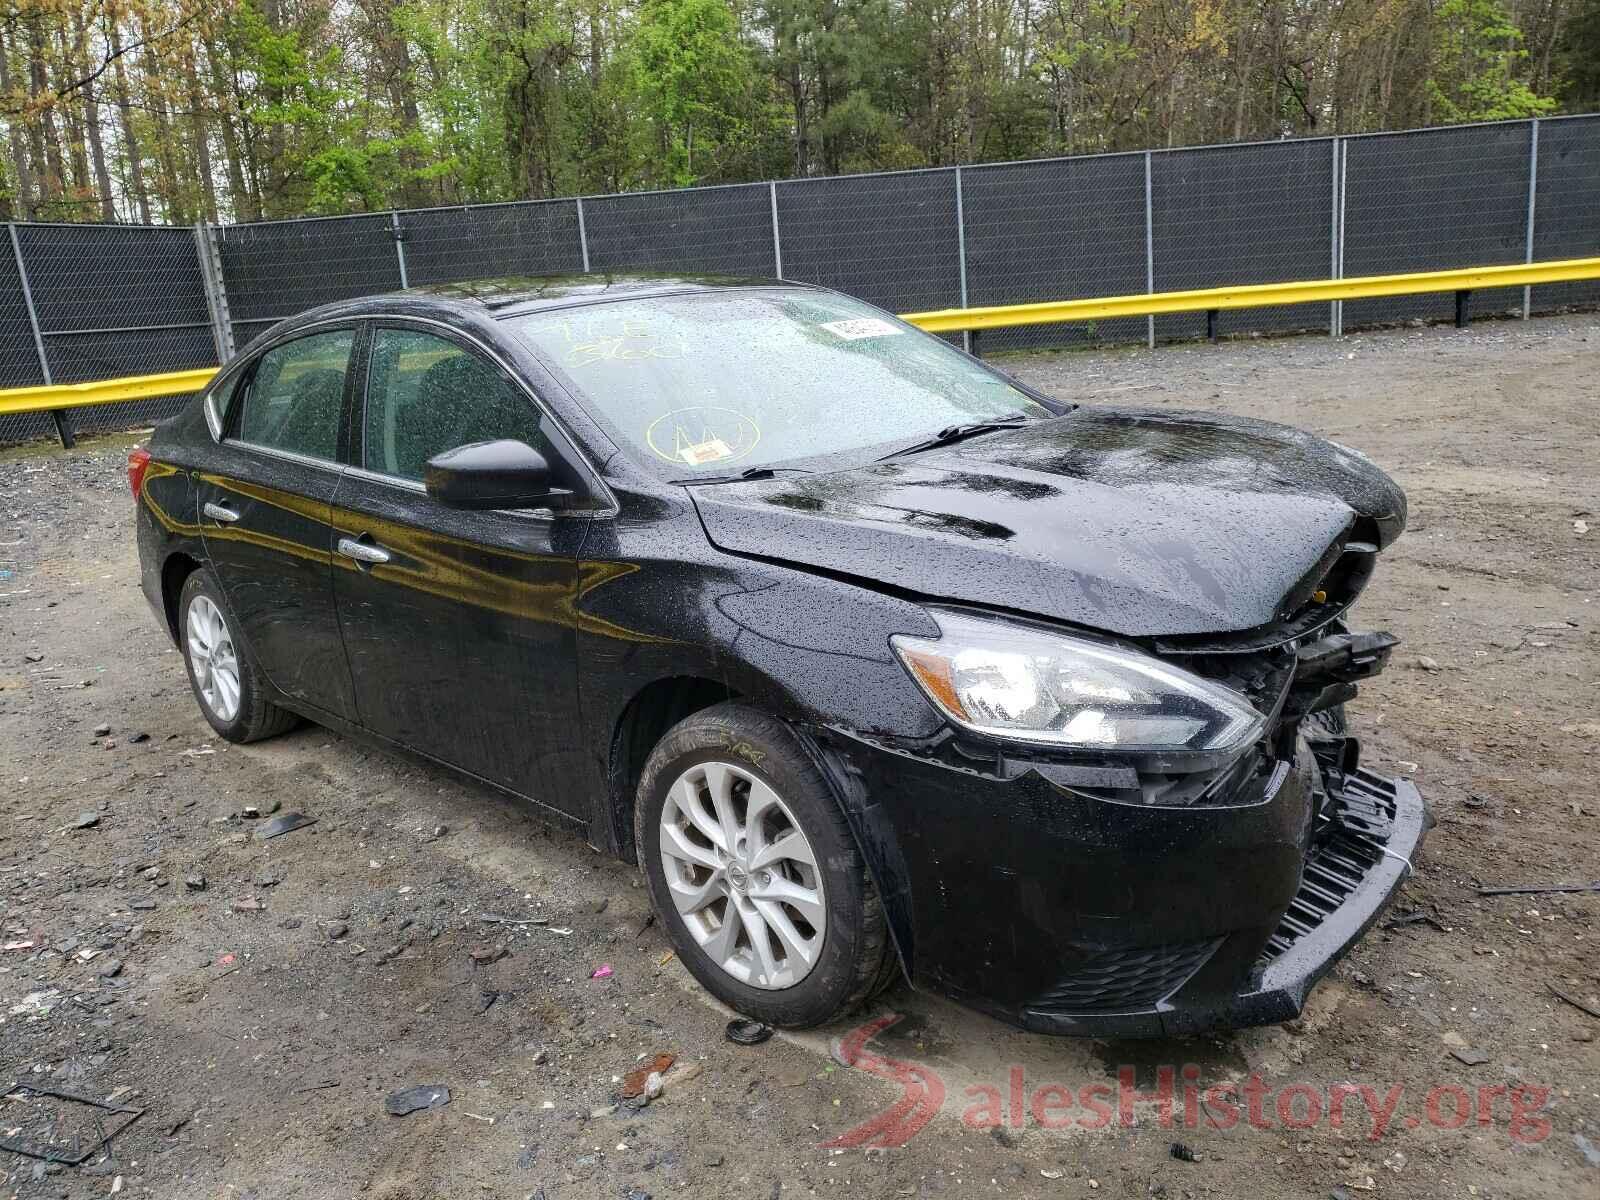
[
  {"x1": 233, "y1": 329, "x2": 354, "y2": 461},
  {"x1": 362, "y1": 328, "x2": 547, "y2": 481}
]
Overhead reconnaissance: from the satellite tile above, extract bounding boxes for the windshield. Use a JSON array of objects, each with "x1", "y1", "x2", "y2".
[{"x1": 505, "y1": 289, "x2": 1052, "y2": 476}]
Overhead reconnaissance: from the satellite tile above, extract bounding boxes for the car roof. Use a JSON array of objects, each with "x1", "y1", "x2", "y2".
[
  {"x1": 247, "y1": 274, "x2": 818, "y2": 353},
  {"x1": 394, "y1": 273, "x2": 800, "y2": 315}
]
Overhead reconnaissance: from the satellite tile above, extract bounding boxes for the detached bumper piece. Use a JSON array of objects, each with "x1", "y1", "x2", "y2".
[{"x1": 1019, "y1": 767, "x2": 1426, "y2": 1038}]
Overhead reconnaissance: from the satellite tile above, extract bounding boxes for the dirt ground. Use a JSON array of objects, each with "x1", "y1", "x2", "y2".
[{"x1": 2, "y1": 314, "x2": 1597, "y2": 1200}]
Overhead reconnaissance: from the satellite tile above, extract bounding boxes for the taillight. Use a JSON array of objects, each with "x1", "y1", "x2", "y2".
[{"x1": 127, "y1": 446, "x2": 152, "y2": 499}]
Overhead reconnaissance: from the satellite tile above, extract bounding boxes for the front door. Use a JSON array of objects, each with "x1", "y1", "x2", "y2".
[
  {"x1": 330, "y1": 323, "x2": 591, "y2": 816},
  {"x1": 200, "y1": 326, "x2": 357, "y2": 721}
]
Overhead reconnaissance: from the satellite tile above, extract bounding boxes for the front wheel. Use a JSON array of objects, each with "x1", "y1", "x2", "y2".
[
  {"x1": 635, "y1": 702, "x2": 898, "y2": 1028},
  {"x1": 178, "y1": 568, "x2": 298, "y2": 744}
]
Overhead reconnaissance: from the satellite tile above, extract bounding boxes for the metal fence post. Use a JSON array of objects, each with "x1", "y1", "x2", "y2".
[
  {"x1": 1143, "y1": 151, "x2": 1155, "y2": 349},
  {"x1": 769, "y1": 182, "x2": 784, "y2": 280},
  {"x1": 1334, "y1": 139, "x2": 1348, "y2": 338},
  {"x1": 954, "y1": 166, "x2": 971, "y2": 354},
  {"x1": 1523, "y1": 119, "x2": 1539, "y2": 320},
  {"x1": 1331, "y1": 140, "x2": 1344, "y2": 339},
  {"x1": 576, "y1": 197, "x2": 591, "y2": 273},
  {"x1": 193, "y1": 221, "x2": 235, "y2": 363},
  {"x1": 8, "y1": 222, "x2": 72, "y2": 448},
  {"x1": 390, "y1": 211, "x2": 409, "y2": 288}
]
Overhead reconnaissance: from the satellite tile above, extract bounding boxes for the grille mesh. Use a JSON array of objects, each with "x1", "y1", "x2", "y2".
[{"x1": 1029, "y1": 939, "x2": 1222, "y2": 1014}]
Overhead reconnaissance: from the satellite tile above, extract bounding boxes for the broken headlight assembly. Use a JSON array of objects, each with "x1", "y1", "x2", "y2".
[{"x1": 892, "y1": 610, "x2": 1265, "y2": 759}]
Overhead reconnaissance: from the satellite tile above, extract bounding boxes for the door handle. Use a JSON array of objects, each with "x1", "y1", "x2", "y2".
[
  {"x1": 203, "y1": 501, "x2": 239, "y2": 524},
  {"x1": 337, "y1": 536, "x2": 392, "y2": 566}
]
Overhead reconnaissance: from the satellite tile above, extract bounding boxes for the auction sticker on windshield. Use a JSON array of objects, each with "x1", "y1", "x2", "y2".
[{"x1": 821, "y1": 317, "x2": 903, "y2": 340}]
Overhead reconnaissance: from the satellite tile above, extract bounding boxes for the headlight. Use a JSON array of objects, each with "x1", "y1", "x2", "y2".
[{"x1": 891, "y1": 611, "x2": 1264, "y2": 754}]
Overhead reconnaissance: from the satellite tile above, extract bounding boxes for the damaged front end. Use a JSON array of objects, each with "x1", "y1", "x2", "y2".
[{"x1": 815, "y1": 586, "x2": 1425, "y2": 1038}]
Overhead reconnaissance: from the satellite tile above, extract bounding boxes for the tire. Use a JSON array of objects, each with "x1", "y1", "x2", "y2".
[
  {"x1": 178, "y1": 568, "x2": 298, "y2": 744},
  {"x1": 634, "y1": 701, "x2": 897, "y2": 1028}
]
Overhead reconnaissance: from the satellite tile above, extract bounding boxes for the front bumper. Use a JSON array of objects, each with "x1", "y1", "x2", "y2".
[{"x1": 821, "y1": 727, "x2": 1425, "y2": 1038}]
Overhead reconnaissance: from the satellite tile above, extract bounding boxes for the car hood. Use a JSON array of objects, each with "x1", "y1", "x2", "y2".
[{"x1": 689, "y1": 406, "x2": 1407, "y2": 637}]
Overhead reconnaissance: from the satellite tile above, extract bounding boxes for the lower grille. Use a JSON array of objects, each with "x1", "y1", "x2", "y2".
[
  {"x1": 1029, "y1": 939, "x2": 1223, "y2": 1014},
  {"x1": 1258, "y1": 768, "x2": 1400, "y2": 964}
]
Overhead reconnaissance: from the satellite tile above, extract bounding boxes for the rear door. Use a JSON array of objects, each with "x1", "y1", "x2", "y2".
[
  {"x1": 330, "y1": 322, "x2": 593, "y2": 816},
  {"x1": 199, "y1": 326, "x2": 358, "y2": 721}
]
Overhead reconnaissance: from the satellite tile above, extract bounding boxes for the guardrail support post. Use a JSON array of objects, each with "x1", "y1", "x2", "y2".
[
  {"x1": 969, "y1": 329, "x2": 982, "y2": 359},
  {"x1": 1205, "y1": 309, "x2": 1219, "y2": 343},
  {"x1": 7, "y1": 222, "x2": 72, "y2": 448},
  {"x1": 1454, "y1": 289, "x2": 1471, "y2": 328}
]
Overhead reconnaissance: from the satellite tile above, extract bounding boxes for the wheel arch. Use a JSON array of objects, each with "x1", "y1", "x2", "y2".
[{"x1": 160, "y1": 550, "x2": 204, "y2": 644}]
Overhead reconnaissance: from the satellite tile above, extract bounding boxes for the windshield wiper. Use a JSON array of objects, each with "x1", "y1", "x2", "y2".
[
  {"x1": 876, "y1": 412, "x2": 1035, "y2": 461},
  {"x1": 669, "y1": 466, "x2": 810, "y2": 486}
]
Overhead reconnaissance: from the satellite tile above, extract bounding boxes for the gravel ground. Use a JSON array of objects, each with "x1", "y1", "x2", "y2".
[{"x1": 1, "y1": 314, "x2": 1597, "y2": 1199}]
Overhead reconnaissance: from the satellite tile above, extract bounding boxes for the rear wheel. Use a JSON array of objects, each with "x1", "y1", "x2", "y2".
[
  {"x1": 635, "y1": 702, "x2": 897, "y2": 1027},
  {"x1": 178, "y1": 569, "x2": 298, "y2": 744}
]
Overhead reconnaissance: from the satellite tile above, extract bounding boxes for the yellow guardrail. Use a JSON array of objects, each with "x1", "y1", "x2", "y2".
[
  {"x1": 3, "y1": 256, "x2": 1598, "y2": 445},
  {"x1": 900, "y1": 256, "x2": 1600, "y2": 332},
  {"x1": 0, "y1": 367, "x2": 219, "y2": 417}
]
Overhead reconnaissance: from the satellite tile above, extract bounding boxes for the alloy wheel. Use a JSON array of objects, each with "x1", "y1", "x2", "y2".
[
  {"x1": 186, "y1": 593, "x2": 241, "y2": 722},
  {"x1": 658, "y1": 760, "x2": 827, "y2": 990}
]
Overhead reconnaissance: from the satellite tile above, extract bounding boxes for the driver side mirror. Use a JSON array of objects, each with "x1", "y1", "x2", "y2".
[{"x1": 423, "y1": 439, "x2": 580, "y2": 510}]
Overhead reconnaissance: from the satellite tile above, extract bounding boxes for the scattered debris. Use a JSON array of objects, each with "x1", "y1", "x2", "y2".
[
  {"x1": 1576, "y1": 1132, "x2": 1600, "y2": 1168},
  {"x1": 93, "y1": 722, "x2": 111, "y2": 737},
  {"x1": 1478, "y1": 881, "x2": 1600, "y2": 897},
  {"x1": 621, "y1": 1054, "x2": 677, "y2": 1099},
  {"x1": 1414, "y1": 655, "x2": 1441, "y2": 672},
  {"x1": 233, "y1": 897, "x2": 266, "y2": 913},
  {"x1": 479, "y1": 914, "x2": 572, "y2": 935},
  {"x1": 475, "y1": 988, "x2": 500, "y2": 1014},
  {"x1": 1384, "y1": 910, "x2": 1445, "y2": 932},
  {"x1": 326, "y1": 922, "x2": 349, "y2": 940},
  {"x1": 73, "y1": 811, "x2": 100, "y2": 829},
  {"x1": 1449, "y1": 1047, "x2": 1490, "y2": 1067},
  {"x1": 4, "y1": 939, "x2": 35, "y2": 952},
  {"x1": 128, "y1": 732, "x2": 150, "y2": 744},
  {"x1": 0, "y1": 1083, "x2": 143, "y2": 1164},
  {"x1": 1548, "y1": 983, "x2": 1600, "y2": 1020},
  {"x1": 726, "y1": 1019, "x2": 774, "y2": 1046},
  {"x1": 256, "y1": 812, "x2": 316, "y2": 840},
  {"x1": 385, "y1": 1084, "x2": 450, "y2": 1116},
  {"x1": 1171, "y1": 1141, "x2": 1200, "y2": 1163},
  {"x1": 590, "y1": 963, "x2": 613, "y2": 979},
  {"x1": 469, "y1": 943, "x2": 507, "y2": 965},
  {"x1": 293, "y1": 1080, "x2": 339, "y2": 1094},
  {"x1": 185, "y1": 875, "x2": 207, "y2": 892},
  {"x1": 97, "y1": 958, "x2": 123, "y2": 979}
]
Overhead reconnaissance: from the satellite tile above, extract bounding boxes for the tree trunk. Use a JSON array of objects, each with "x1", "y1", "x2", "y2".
[
  {"x1": 182, "y1": 41, "x2": 219, "y2": 222},
  {"x1": 0, "y1": 28, "x2": 35, "y2": 217},
  {"x1": 109, "y1": 19, "x2": 151, "y2": 224}
]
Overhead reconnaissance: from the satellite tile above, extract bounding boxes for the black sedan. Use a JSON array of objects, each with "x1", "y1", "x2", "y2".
[{"x1": 131, "y1": 275, "x2": 1424, "y2": 1036}]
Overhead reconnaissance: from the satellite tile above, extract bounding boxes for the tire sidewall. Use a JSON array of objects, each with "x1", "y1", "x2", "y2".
[
  {"x1": 635, "y1": 710, "x2": 873, "y2": 1027},
  {"x1": 178, "y1": 569, "x2": 258, "y2": 742}
]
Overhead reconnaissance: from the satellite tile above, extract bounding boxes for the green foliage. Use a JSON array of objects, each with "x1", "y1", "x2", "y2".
[
  {"x1": 1426, "y1": 0, "x2": 1558, "y2": 122},
  {"x1": 0, "y1": 0, "x2": 1575, "y2": 222}
]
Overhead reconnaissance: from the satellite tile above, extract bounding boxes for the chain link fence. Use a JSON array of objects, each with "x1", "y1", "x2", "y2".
[{"x1": 3, "y1": 113, "x2": 1598, "y2": 447}]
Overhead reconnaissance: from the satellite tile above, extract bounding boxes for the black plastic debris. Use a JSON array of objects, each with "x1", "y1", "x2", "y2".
[
  {"x1": 255, "y1": 812, "x2": 316, "y2": 840},
  {"x1": 725, "y1": 1019, "x2": 774, "y2": 1046},
  {"x1": 385, "y1": 1084, "x2": 450, "y2": 1116},
  {"x1": 1171, "y1": 1141, "x2": 1200, "y2": 1162},
  {"x1": 0, "y1": 1083, "x2": 143, "y2": 1164}
]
